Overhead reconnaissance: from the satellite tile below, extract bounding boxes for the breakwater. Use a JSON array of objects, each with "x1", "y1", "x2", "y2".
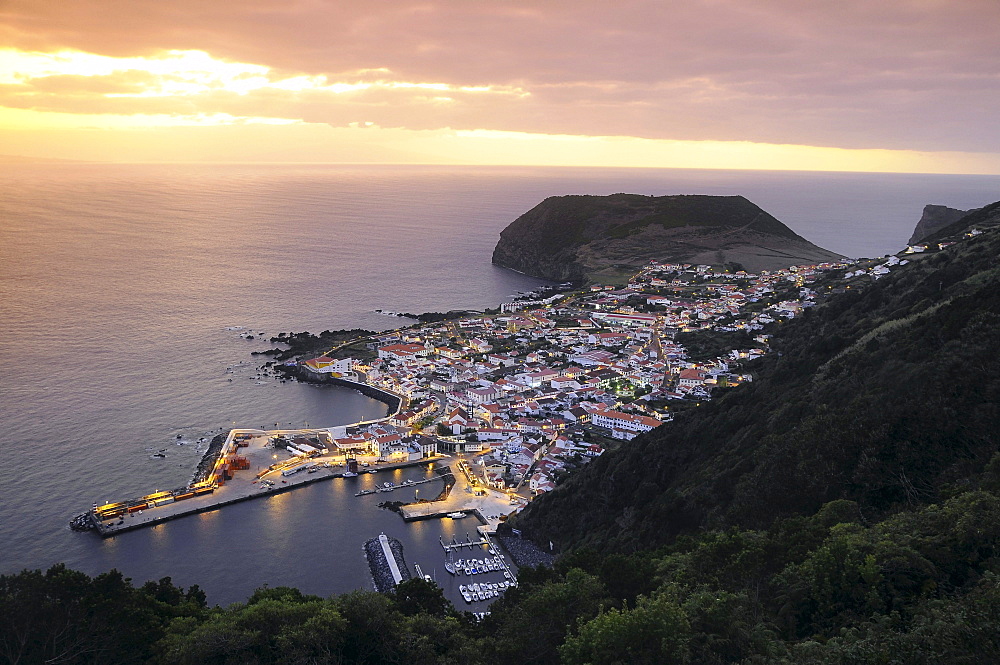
[
  {"x1": 74, "y1": 369, "x2": 413, "y2": 536},
  {"x1": 191, "y1": 432, "x2": 227, "y2": 485},
  {"x1": 86, "y1": 454, "x2": 440, "y2": 537},
  {"x1": 364, "y1": 533, "x2": 411, "y2": 593},
  {"x1": 289, "y1": 366, "x2": 403, "y2": 416}
]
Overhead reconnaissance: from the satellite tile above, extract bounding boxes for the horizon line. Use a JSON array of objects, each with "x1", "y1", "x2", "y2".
[{"x1": 3, "y1": 156, "x2": 998, "y2": 178}]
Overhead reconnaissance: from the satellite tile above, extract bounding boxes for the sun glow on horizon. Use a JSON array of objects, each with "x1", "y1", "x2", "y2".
[
  {"x1": 0, "y1": 47, "x2": 526, "y2": 112},
  {"x1": 1, "y1": 47, "x2": 998, "y2": 174}
]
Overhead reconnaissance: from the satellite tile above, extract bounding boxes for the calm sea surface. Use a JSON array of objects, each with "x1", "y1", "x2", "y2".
[{"x1": 1, "y1": 163, "x2": 997, "y2": 605}]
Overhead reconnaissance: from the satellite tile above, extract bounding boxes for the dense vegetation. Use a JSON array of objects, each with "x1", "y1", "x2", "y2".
[
  {"x1": 9, "y1": 494, "x2": 1000, "y2": 664},
  {"x1": 9, "y1": 204, "x2": 1000, "y2": 663}
]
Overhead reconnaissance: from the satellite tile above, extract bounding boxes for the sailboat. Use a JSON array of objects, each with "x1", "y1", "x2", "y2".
[{"x1": 444, "y1": 542, "x2": 457, "y2": 575}]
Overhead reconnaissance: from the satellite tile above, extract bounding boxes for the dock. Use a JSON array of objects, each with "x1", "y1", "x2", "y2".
[
  {"x1": 354, "y1": 476, "x2": 439, "y2": 497},
  {"x1": 439, "y1": 533, "x2": 489, "y2": 551},
  {"x1": 380, "y1": 534, "x2": 404, "y2": 585},
  {"x1": 80, "y1": 424, "x2": 524, "y2": 540}
]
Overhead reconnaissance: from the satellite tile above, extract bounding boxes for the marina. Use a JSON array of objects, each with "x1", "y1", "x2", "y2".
[
  {"x1": 66, "y1": 374, "x2": 523, "y2": 610},
  {"x1": 444, "y1": 532, "x2": 519, "y2": 605}
]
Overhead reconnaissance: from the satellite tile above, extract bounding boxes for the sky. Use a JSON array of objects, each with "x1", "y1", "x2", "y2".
[{"x1": 1, "y1": 0, "x2": 999, "y2": 172}]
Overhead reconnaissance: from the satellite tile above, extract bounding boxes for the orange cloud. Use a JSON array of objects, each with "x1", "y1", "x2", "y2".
[{"x1": 1, "y1": 1, "x2": 998, "y2": 170}]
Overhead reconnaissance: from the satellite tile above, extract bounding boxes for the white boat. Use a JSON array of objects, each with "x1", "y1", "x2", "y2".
[
  {"x1": 446, "y1": 512, "x2": 466, "y2": 519},
  {"x1": 342, "y1": 472, "x2": 358, "y2": 477}
]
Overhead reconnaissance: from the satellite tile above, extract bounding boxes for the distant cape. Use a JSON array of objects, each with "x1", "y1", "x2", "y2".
[
  {"x1": 908, "y1": 204, "x2": 975, "y2": 245},
  {"x1": 492, "y1": 193, "x2": 843, "y2": 281}
]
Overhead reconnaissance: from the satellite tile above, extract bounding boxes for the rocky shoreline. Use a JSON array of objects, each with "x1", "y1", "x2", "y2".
[
  {"x1": 191, "y1": 432, "x2": 227, "y2": 485},
  {"x1": 495, "y1": 530, "x2": 555, "y2": 569}
]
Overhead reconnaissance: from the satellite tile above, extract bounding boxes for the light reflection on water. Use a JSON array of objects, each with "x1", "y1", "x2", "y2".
[{"x1": 76, "y1": 463, "x2": 500, "y2": 607}]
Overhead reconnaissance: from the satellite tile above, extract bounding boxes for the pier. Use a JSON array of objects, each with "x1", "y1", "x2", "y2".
[
  {"x1": 354, "y1": 476, "x2": 439, "y2": 497},
  {"x1": 440, "y1": 533, "x2": 490, "y2": 551},
  {"x1": 81, "y1": 422, "x2": 521, "y2": 540},
  {"x1": 380, "y1": 534, "x2": 404, "y2": 585}
]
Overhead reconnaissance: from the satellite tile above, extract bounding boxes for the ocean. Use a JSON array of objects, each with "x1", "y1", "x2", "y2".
[{"x1": 1, "y1": 163, "x2": 997, "y2": 605}]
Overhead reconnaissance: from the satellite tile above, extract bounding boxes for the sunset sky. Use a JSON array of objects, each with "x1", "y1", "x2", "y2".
[{"x1": 2, "y1": 0, "x2": 998, "y2": 172}]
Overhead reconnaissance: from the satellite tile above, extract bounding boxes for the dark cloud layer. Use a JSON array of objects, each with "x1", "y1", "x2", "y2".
[{"x1": 3, "y1": 0, "x2": 998, "y2": 151}]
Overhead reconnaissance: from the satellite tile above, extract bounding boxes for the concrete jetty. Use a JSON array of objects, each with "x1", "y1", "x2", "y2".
[
  {"x1": 398, "y1": 479, "x2": 515, "y2": 530},
  {"x1": 364, "y1": 533, "x2": 411, "y2": 593},
  {"x1": 380, "y1": 534, "x2": 404, "y2": 585}
]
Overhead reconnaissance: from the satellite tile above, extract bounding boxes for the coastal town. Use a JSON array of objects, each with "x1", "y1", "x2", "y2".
[
  {"x1": 293, "y1": 258, "x2": 862, "y2": 498},
  {"x1": 78, "y1": 258, "x2": 862, "y2": 535},
  {"x1": 83, "y1": 257, "x2": 879, "y2": 532}
]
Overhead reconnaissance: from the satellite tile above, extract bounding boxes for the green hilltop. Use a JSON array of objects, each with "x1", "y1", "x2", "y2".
[{"x1": 492, "y1": 193, "x2": 844, "y2": 282}]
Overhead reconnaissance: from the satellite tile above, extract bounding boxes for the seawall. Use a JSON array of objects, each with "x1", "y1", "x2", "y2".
[{"x1": 290, "y1": 366, "x2": 404, "y2": 416}]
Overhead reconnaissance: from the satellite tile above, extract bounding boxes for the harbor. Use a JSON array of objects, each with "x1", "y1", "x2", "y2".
[
  {"x1": 82, "y1": 428, "x2": 446, "y2": 537},
  {"x1": 77, "y1": 421, "x2": 525, "y2": 611},
  {"x1": 80, "y1": 426, "x2": 521, "y2": 539}
]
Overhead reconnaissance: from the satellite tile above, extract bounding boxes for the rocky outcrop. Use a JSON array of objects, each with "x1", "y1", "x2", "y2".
[
  {"x1": 923, "y1": 200, "x2": 1000, "y2": 244},
  {"x1": 908, "y1": 205, "x2": 973, "y2": 245},
  {"x1": 492, "y1": 194, "x2": 843, "y2": 281}
]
